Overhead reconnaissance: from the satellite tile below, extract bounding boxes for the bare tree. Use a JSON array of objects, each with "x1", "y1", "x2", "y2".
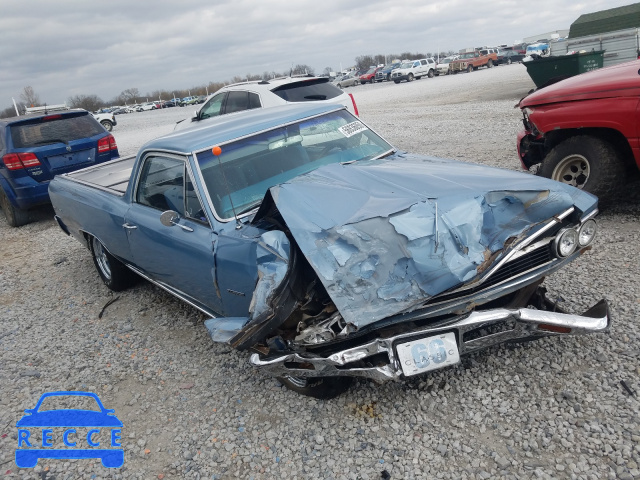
[
  {"x1": 68, "y1": 94, "x2": 104, "y2": 112},
  {"x1": 291, "y1": 64, "x2": 314, "y2": 76},
  {"x1": 120, "y1": 88, "x2": 140, "y2": 104},
  {"x1": 20, "y1": 86, "x2": 40, "y2": 107}
]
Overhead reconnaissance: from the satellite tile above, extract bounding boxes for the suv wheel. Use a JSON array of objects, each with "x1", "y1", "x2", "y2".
[
  {"x1": 0, "y1": 188, "x2": 29, "y2": 227},
  {"x1": 408, "y1": 73, "x2": 414, "y2": 82},
  {"x1": 100, "y1": 120, "x2": 113, "y2": 132},
  {"x1": 487, "y1": 60, "x2": 493, "y2": 68},
  {"x1": 538, "y1": 135, "x2": 625, "y2": 201},
  {"x1": 428, "y1": 69, "x2": 435, "y2": 78}
]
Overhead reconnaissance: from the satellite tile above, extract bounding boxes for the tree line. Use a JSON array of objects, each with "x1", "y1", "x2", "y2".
[{"x1": 1, "y1": 51, "x2": 453, "y2": 118}]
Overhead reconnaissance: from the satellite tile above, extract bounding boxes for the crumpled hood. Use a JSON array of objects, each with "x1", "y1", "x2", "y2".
[{"x1": 257, "y1": 154, "x2": 597, "y2": 328}]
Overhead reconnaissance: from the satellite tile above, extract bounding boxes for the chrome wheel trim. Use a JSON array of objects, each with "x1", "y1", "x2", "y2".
[
  {"x1": 284, "y1": 376, "x2": 308, "y2": 388},
  {"x1": 551, "y1": 154, "x2": 590, "y2": 189},
  {"x1": 92, "y1": 237, "x2": 112, "y2": 279}
]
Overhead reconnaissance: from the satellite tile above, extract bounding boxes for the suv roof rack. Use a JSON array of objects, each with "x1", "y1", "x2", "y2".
[{"x1": 24, "y1": 104, "x2": 70, "y2": 115}]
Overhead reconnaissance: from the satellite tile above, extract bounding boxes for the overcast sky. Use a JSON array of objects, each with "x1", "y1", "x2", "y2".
[{"x1": 0, "y1": 0, "x2": 634, "y2": 106}]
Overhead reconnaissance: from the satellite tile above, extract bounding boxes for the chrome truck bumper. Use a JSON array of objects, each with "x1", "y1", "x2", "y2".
[{"x1": 250, "y1": 298, "x2": 610, "y2": 383}]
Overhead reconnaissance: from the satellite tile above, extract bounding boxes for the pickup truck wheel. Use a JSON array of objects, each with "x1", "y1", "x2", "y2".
[
  {"x1": 467, "y1": 65, "x2": 473, "y2": 73},
  {"x1": 277, "y1": 375, "x2": 353, "y2": 399},
  {"x1": 538, "y1": 135, "x2": 625, "y2": 200},
  {"x1": 100, "y1": 120, "x2": 113, "y2": 132},
  {"x1": 90, "y1": 236, "x2": 135, "y2": 291},
  {"x1": 487, "y1": 60, "x2": 493, "y2": 68},
  {"x1": 427, "y1": 69, "x2": 435, "y2": 78},
  {"x1": 407, "y1": 73, "x2": 414, "y2": 82},
  {"x1": 0, "y1": 188, "x2": 29, "y2": 227}
]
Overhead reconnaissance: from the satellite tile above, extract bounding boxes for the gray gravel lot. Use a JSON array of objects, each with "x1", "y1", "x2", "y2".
[{"x1": 1, "y1": 65, "x2": 639, "y2": 480}]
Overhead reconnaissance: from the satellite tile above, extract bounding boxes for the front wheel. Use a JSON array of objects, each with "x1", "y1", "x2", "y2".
[
  {"x1": 277, "y1": 376, "x2": 353, "y2": 399},
  {"x1": 487, "y1": 60, "x2": 493, "y2": 68},
  {"x1": 0, "y1": 188, "x2": 29, "y2": 227},
  {"x1": 467, "y1": 65, "x2": 473, "y2": 73},
  {"x1": 537, "y1": 135, "x2": 625, "y2": 200},
  {"x1": 90, "y1": 236, "x2": 136, "y2": 291},
  {"x1": 427, "y1": 69, "x2": 434, "y2": 78},
  {"x1": 407, "y1": 73, "x2": 414, "y2": 82},
  {"x1": 393, "y1": 79, "x2": 400, "y2": 84},
  {"x1": 100, "y1": 120, "x2": 113, "y2": 131}
]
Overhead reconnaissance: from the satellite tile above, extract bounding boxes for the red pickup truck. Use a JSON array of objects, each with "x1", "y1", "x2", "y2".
[{"x1": 517, "y1": 60, "x2": 640, "y2": 201}]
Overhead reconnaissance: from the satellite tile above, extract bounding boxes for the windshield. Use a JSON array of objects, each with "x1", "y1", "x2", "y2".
[
  {"x1": 365, "y1": 67, "x2": 376, "y2": 74},
  {"x1": 440, "y1": 58, "x2": 453, "y2": 64},
  {"x1": 399, "y1": 62, "x2": 413, "y2": 69},
  {"x1": 459, "y1": 52, "x2": 477, "y2": 59},
  {"x1": 195, "y1": 110, "x2": 394, "y2": 220}
]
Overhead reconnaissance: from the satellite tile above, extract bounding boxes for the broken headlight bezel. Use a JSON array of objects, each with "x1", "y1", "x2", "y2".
[
  {"x1": 578, "y1": 219, "x2": 597, "y2": 247},
  {"x1": 554, "y1": 227, "x2": 579, "y2": 257}
]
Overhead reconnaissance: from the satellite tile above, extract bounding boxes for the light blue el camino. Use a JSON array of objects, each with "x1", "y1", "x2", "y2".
[{"x1": 49, "y1": 103, "x2": 610, "y2": 398}]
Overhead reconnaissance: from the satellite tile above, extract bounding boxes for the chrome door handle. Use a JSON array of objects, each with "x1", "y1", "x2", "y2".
[
  {"x1": 173, "y1": 222, "x2": 194, "y2": 232},
  {"x1": 122, "y1": 223, "x2": 138, "y2": 229}
]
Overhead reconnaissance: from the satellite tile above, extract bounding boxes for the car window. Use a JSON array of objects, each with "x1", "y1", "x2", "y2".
[
  {"x1": 136, "y1": 156, "x2": 208, "y2": 223},
  {"x1": 10, "y1": 114, "x2": 103, "y2": 148},
  {"x1": 271, "y1": 79, "x2": 342, "y2": 102},
  {"x1": 413, "y1": 62, "x2": 419, "y2": 67},
  {"x1": 248, "y1": 92, "x2": 261, "y2": 109},
  {"x1": 200, "y1": 93, "x2": 226, "y2": 120},
  {"x1": 420, "y1": 60, "x2": 427, "y2": 65},
  {"x1": 195, "y1": 110, "x2": 393, "y2": 219},
  {"x1": 225, "y1": 91, "x2": 251, "y2": 114}
]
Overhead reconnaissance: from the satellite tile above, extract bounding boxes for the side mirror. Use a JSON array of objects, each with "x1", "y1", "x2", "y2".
[{"x1": 160, "y1": 210, "x2": 179, "y2": 227}]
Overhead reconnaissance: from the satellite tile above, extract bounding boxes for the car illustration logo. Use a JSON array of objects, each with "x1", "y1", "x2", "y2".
[{"x1": 15, "y1": 391, "x2": 123, "y2": 468}]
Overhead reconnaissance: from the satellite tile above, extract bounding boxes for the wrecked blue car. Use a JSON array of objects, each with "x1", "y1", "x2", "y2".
[{"x1": 49, "y1": 103, "x2": 610, "y2": 398}]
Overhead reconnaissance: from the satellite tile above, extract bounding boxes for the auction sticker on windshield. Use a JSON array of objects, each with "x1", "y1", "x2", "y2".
[
  {"x1": 396, "y1": 332, "x2": 460, "y2": 376},
  {"x1": 338, "y1": 121, "x2": 367, "y2": 138}
]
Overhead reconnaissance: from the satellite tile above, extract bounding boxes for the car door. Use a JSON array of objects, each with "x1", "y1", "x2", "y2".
[{"x1": 123, "y1": 153, "x2": 223, "y2": 315}]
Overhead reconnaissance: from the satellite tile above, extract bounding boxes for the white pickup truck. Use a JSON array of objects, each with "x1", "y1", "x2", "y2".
[{"x1": 390, "y1": 59, "x2": 437, "y2": 83}]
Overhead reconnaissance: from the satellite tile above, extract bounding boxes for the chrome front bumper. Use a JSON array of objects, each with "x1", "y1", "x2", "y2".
[{"x1": 250, "y1": 298, "x2": 610, "y2": 383}]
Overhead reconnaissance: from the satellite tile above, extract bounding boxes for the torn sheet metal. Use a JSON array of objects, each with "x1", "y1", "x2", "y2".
[
  {"x1": 205, "y1": 317, "x2": 249, "y2": 343},
  {"x1": 259, "y1": 154, "x2": 595, "y2": 328},
  {"x1": 247, "y1": 230, "x2": 290, "y2": 323}
]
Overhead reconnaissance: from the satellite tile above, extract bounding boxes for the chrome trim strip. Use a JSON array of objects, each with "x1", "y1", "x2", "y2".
[
  {"x1": 125, "y1": 265, "x2": 219, "y2": 319},
  {"x1": 580, "y1": 209, "x2": 599, "y2": 222}
]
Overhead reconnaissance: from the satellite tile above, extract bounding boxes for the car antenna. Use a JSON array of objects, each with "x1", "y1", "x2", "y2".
[{"x1": 212, "y1": 146, "x2": 242, "y2": 229}]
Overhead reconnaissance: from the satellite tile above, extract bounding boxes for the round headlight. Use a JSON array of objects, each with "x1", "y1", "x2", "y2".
[
  {"x1": 578, "y1": 219, "x2": 597, "y2": 246},
  {"x1": 555, "y1": 228, "x2": 578, "y2": 257}
]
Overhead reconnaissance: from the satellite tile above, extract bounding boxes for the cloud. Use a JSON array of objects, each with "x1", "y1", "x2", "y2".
[{"x1": 0, "y1": 0, "x2": 631, "y2": 106}]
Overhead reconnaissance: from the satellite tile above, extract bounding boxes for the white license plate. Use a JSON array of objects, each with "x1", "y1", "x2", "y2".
[{"x1": 396, "y1": 332, "x2": 460, "y2": 377}]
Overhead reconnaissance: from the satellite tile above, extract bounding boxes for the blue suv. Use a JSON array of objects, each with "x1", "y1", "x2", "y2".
[{"x1": 0, "y1": 109, "x2": 119, "y2": 226}]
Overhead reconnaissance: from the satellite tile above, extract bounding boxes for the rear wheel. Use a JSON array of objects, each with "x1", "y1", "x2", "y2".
[
  {"x1": 277, "y1": 375, "x2": 353, "y2": 399},
  {"x1": 394, "y1": 79, "x2": 400, "y2": 84},
  {"x1": 537, "y1": 135, "x2": 625, "y2": 200},
  {"x1": 90, "y1": 236, "x2": 136, "y2": 291},
  {"x1": 0, "y1": 188, "x2": 29, "y2": 227}
]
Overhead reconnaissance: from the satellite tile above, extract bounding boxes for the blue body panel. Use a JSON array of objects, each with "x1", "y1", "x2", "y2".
[{"x1": 49, "y1": 103, "x2": 599, "y2": 336}]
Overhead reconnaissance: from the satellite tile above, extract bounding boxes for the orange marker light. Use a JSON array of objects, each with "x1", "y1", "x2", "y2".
[{"x1": 212, "y1": 146, "x2": 222, "y2": 156}]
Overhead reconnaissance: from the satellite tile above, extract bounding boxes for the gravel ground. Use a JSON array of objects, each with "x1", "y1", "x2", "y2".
[{"x1": 1, "y1": 65, "x2": 639, "y2": 480}]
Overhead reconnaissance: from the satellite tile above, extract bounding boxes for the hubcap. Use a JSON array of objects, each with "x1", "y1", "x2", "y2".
[
  {"x1": 551, "y1": 154, "x2": 590, "y2": 189},
  {"x1": 284, "y1": 376, "x2": 309, "y2": 388},
  {"x1": 92, "y1": 238, "x2": 112, "y2": 279}
]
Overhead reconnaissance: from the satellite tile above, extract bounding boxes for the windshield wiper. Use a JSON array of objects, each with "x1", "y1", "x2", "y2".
[{"x1": 235, "y1": 204, "x2": 261, "y2": 217}]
